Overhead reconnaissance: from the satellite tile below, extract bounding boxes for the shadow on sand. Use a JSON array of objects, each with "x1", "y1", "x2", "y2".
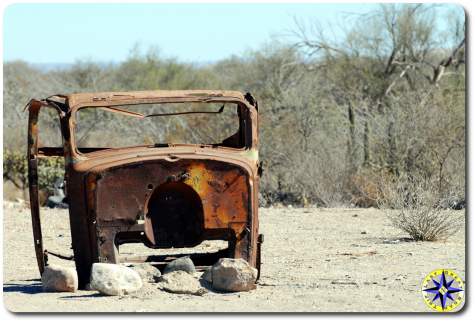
[
  {"x1": 3, "y1": 280, "x2": 104, "y2": 299},
  {"x1": 3, "y1": 281, "x2": 42, "y2": 294}
]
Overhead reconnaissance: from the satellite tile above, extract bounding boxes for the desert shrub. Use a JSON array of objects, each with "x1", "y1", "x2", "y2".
[
  {"x1": 37, "y1": 157, "x2": 65, "y2": 194},
  {"x1": 346, "y1": 168, "x2": 402, "y2": 208},
  {"x1": 3, "y1": 150, "x2": 28, "y2": 190},
  {"x1": 346, "y1": 170, "x2": 387, "y2": 208},
  {"x1": 3, "y1": 150, "x2": 65, "y2": 195},
  {"x1": 380, "y1": 175, "x2": 464, "y2": 241},
  {"x1": 2, "y1": 4, "x2": 465, "y2": 208},
  {"x1": 390, "y1": 206, "x2": 463, "y2": 241}
]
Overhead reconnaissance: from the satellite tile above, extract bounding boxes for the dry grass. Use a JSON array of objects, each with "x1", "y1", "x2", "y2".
[
  {"x1": 381, "y1": 175, "x2": 464, "y2": 241},
  {"x1": 388, "y1": 206, "x2": 464, "y2": 241}
]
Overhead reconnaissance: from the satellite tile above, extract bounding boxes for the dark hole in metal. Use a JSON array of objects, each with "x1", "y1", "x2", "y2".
[{"x1": 145, "y1": 182, "x2": 204, "y2": 248}]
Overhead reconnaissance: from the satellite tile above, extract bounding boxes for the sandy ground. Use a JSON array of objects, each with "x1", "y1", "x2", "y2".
[{"x1": 2, "y1": 202, "x2": 465, "y2": 313}]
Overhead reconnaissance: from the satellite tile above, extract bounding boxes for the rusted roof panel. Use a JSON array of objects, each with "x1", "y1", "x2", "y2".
[{"x1": 66, "y1": 90, "x2": 247, "y2": 109}]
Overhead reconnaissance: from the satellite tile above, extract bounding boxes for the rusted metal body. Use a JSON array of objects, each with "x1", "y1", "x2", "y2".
[{"x1": 26, "y1": 90, "x2": 261, "y2": 288}]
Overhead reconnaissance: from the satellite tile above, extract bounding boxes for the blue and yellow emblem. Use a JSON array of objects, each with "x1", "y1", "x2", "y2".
[{"x1": 422, "y1": 269, "x2": 464, "y2": 312}]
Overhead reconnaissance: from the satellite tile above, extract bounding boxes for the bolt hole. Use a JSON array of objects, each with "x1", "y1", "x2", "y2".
[{"x1": 147, "y1": 184, "x2": 154, "y2": 190}]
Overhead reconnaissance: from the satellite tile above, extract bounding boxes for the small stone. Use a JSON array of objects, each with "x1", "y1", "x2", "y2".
[
  {"x1": 361, "y1": 231, "x2": 367, "y2": 235},
  {"x1": 157, "y1": 271, "x2": 207, "y2": 296},
  {"x1": 41, "y1": 264, "x2": 78, "y2": 292},
  {"x1": 331, "y1": 280, "x2": 358, "y2": 286},
  {"x1": 90, "y1": 263, "x2": 142, "y2": 296},
  {"x1": 383, "y1": 239, "x2": 400, "y2": 244},
  {"x1": 211, "y1": 258, "x2": 257, "y2": 292},
  {"x1": 163, "y1": 256, "x2": 196, "y2": 275},
  {"x1": 127, "y1": 263, "x2": 161, "y2": 283},
  {"x1": 201, "y1": 268, "x2": 213, "y2": 283}
]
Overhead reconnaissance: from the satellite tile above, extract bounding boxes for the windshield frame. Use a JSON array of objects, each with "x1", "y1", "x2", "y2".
[{"x1": 68, "y1": 98, "x2": 256, "y2": 157}]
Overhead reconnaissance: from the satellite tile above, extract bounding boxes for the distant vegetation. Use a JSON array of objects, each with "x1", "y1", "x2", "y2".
[{"x1": 3, "y1": 4, "x2": 465, "y2": 212}]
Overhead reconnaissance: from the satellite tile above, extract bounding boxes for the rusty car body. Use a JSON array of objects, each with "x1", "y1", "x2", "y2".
[{"x1": 26, "y1": 90, "x2": 262, "y2": 288}]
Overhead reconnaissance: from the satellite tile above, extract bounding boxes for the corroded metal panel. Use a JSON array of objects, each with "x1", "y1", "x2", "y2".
[{"x1": 26, "y1": 90, "x2": 261, "y2": 289}]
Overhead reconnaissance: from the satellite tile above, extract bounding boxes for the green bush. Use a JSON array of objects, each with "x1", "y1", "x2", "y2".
[{"x1": 3, "y1": 149, "x2": 64, "y2": 194}]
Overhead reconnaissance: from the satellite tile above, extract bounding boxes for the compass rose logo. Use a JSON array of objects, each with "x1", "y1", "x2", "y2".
[{"x1": 422, "y1": 269, "x2": 464, "y2": 312}]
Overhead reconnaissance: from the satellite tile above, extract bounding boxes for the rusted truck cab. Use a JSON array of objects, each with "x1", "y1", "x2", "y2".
[{"x1": 27, "y1": 90, "x2": 261, "y2": 288}]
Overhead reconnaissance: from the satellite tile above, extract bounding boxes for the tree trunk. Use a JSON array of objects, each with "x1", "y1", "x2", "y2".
[
  {"x1": 387, "y1": 119, "x2": 398, "y2": 176},
  {"x1": 347, "y1": 103, "x2": 357, "y2": 172},
  {"x1": 363, "y1": 120, "x2": 370, "y2": 167}
]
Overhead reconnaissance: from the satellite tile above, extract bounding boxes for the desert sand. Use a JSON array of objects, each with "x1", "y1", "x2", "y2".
[{"x1": 2, "y1": 202, "x2": 465, "y2": 312}]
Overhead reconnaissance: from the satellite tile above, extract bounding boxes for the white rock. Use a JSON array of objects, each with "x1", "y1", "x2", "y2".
[
  {"x1": 157, "y1": 271, "x2": 207, "y2": 296},
  {"x1": 211, "y1": 258, "x2": 257, "y2": 292},
  {"x1": 90, "y1": 263, "x2": 143, "y2": 296},
  {"x1": 41, "y1": 264, "x2": 78, "y2": 292}
]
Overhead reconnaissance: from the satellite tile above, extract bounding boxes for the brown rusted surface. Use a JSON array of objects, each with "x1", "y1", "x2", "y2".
[
  {"x1": 26, "y1": 90, "x2": 261, "y2": 289},
  {"x1": 26, "y1": 99, "x2": 65, "y2": 275}
]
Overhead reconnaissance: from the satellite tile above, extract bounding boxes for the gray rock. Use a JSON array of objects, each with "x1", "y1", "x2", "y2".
[
  {"x1": 163, "y1": 256, "x2": 196, "y2": 275},
  {"x1": 46, "y1": 179, "x2": 68, "y2": 208},
  {"x1": 211, "y1": 258, "x2": 257, "y2": 292},
  {"x1": 46, "y1": 195, "x2": 68, "y2": 209},
  {"x1": 90, "y1": 263, "x2": 142, "y2": 296},
  {"x1": 201, "y1": 268, "x2": 213, "y2": 283},
  {"x1": 127, "y1": 263, "x2": 161, "y2": 283},
  {"x1": 157, "y1": 271, "x2": 207, "y2": 296},
  {"x1": 41, "y1": 264, "x2": 78, "y2": 292}
]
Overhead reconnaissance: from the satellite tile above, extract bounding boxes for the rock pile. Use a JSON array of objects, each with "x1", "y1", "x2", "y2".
[{"x1": 40, "y1": 256, "x2": 258, "y2": 296}]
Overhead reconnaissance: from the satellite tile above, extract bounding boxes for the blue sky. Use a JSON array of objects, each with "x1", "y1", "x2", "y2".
[
  {"x1": 3, "y1": 3, "x2": 378, "y2": 64},
  {"x1": 3, "y1": 3, "x2": 463, "y2": 64}
]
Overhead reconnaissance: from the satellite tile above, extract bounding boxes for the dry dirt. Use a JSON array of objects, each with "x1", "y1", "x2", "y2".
[{"x1": 2, "y1": 202, "x2": 465, "y2": 312}]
